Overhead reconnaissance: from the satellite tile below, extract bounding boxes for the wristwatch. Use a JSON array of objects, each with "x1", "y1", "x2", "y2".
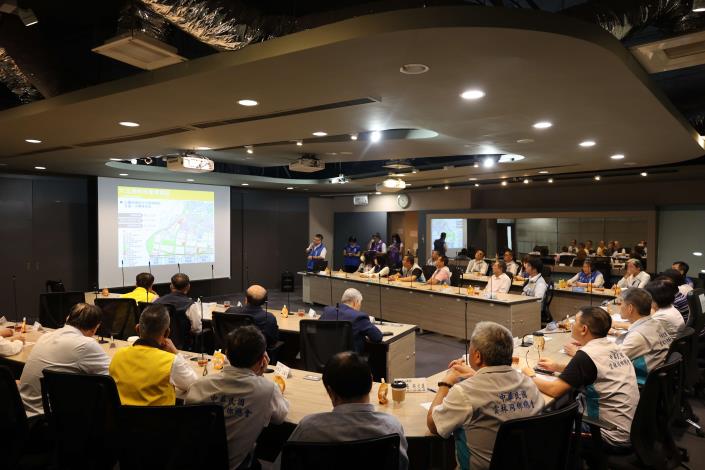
[{"x1": 437, "y1": 381, "x2": 454, "y2": 389}]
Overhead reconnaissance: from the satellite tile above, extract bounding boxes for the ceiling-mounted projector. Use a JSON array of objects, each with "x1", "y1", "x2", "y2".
[
  {"x1": 289, "y1": 156, "x2": 325, "y2": 173},
  {"x1": 166, "y1": 154, "x2": 214, "y2": 173},
  {"x1": 375, "y1": 178, "x2": 407, "y2": 193}
]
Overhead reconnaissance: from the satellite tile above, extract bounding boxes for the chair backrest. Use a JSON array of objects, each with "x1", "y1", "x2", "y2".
[
  {"x1": 0, "y1": 365, "x2": 30, "y2": 468},
  {"x1": 212, "y1": 311, "x2": 254, "y2": 351},
  {"x1": 117, "y1": 404, "x2": 229, "y2": 470},
  {"x1": 45, "y1": 279, "x2": 66, "y2": 293},
  {"x1": 140, "y1": 302, "x2": 189, "y2": 350},
  {"x1": 558, "y1": 254, "x2": 575, "y2": 265},
  {"x1": 489, "y1": 401, "x2": 582, "y2": 470},
  {"x1": 38, "y1": 291, "x2": 86, "y2": 328},
  {"x1": 95, "y1": 298, "x2": 139, "y2": 340},
  {"x1": 299, "y1": 320, "x2": 353, "y2": 373},
  {"x1": 137, "y1": 301, "x2": 152, "y2": 314},
  {"x1": 686, "y1": 288, "x2": 705, "y2": 335},
  {"x1": 629, "y1": 352, "x2": 683, "y2": 469},
  {"x1": 422, "y1": 265, "x2": 436, "y2": 282},
  {"x1": 281, "y1": 433, "x2": 400, "y2": 470},
  {"x1": 667, "y1": 327, "x2": 698, "y2": 388},
  {"x1": 41, "y1": 370, "x2": 121, "y2": 470}
]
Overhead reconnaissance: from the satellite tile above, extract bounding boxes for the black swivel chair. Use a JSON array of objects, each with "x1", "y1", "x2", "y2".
[
  {"x1": 558, "y1": 254, "x2": 575, "y2": 266},
  {"x1": 95, "y1": 298, "x2": 140, "y2": 340},
  {"x1": 38, "y1": 291, "x2": 86, "y2": 328},
  {"x1": 668, "y1": 327, "x2": 703, "y2": 438},
  {"x1": 686, "y1": 289, "x2": 705, "y2": 336},
  {"x1": 117, "y1": 404, "x2": 229, "y2": 470},
  {"x1": 586, "y1": 353, "x2": 684, "y2": 470},
  {"x1": 41, "y1": 370, "x2": 121, "y2": 470},
  {"x1": 299, "y1": 320, "x2": 354, "y2": 373},
  {"x1": 489, "y1": 400, "x2": 582, "y2": 470},
  {"x1": 138, "y1": 302, "x2": 190, "y2": 350},
  {"x1": 422, "y1": 265, "x2": 436, "y2": 283},
  {"x1": 45, "y1": 280, "x2": 65, "y2": 293},
  {"x1": 281, "y1": 434, "x2": 400, "y2": 470},
  {"x1": 211, "y1": 311, "x2": 254, "y2": 351}
]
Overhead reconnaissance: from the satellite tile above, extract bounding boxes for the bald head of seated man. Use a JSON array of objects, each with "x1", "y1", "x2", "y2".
[{"x1": 225, "y1": 284, "x2": 279, "y2": 349}]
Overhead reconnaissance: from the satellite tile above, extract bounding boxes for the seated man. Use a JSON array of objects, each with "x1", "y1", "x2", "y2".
[
  {"x1": 428, "y1": 255, "x2": 452, "y2": 286},
  {"x1": 20, "y1": 303, "x2": 110, "y2": 417},
  {"x1": 465, "y1": 249, "x2": 489, "y2": 275},
  {"x1": 428, "y1": 322, "x2": 543, "y2": 470},
  {"x1": 426, "y1": 250, "x2": 440, "y2": 267},
  {"x1": 0, "y1": 327, "x2": 23, "y2": 357},
  {"x1": 672, "y1": 261, "x2": 693, "y2": 287},
  {"x1": 523, "y1": 307, "x2": 638, "y2": 453},
  {"x1": 521, "y1": 257, "x2": 547, "y2": 299},
  {"x1": 283, "y1": 352, "x2": 408, "y2": 469},
  {"x1": 321, "y1": 288, "x2": 382, "y2": 353},
  {"x1": 226, "y1": 285, "x2": 279, "y2": 350},
  {"x1": 503, "y1": 250, "x2": 521, "y2": 276},
  {"x1": 659, "y1": 270, "x2": 691, "y2": 322},
  {"x1": 154, "y1": 273, "x2": 202, "y2": 335},
  {"x1": 483, "y1": 261, "x2": 511, "y2": 295},
  {"x1": 644, "y1": 279, "x2": 685, "y2": 339},
  {"x1": 109, "y1": 305, "x2": 198, "y2": 405},
  {"x1": 186, "y1": 326, "x2": 289, "y2": 470},
  {"x1": 121, "y1": 272, "x2": 159, "y2": 303},
  {"x1": 389, "y1": 255, "x2": 425, "y2": 283},
  {"x1": 360, "y1": 253, "x2": 390, "y2": 278},
  {"x1": 567, "y1": 260, "x2": 605, "y2": 288},
  {"x1": 616, "y1": 259, "x2": 650, "y2": 289},
  {"x1": 616, "y1": 288, "x2": 671, "y2": 385}
]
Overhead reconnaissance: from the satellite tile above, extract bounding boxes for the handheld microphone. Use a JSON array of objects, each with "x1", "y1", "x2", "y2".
[{"x1": 121, "y1": 260, "x2": 125, "y2": 288}]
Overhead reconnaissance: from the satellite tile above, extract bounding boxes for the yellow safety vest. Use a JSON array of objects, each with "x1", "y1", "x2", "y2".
[{"x1": 110, "y1": 345, "x2": 175, "y2": 406}]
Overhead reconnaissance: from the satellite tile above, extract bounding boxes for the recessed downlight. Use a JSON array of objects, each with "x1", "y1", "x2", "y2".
[
  {"x1": 594, "y1": 175, "x2": 601, "y2": 181},
  {"x1": 186, "y1": 178, "x2": 194, "y2": 182},
  {"x1": 195, "y1": 146, "x2": 212, "y2": 151},
  {"x1": 237, "y1": 99, "x2": 258, "y2": 106},
  {"x1": 468, "y1": 177, "x2": 477, "y2": 181},
  {"x1": 538, "y1": 170, "x2": 549, "y2": 174},
  {"x1": 109, "y1": 158, "x2": 123, "y2": 161},
  {"x1": 296, "y1": 140, "x2": 303, "y2": 146},
  {"x1": 119, "y1": 173, "x2": 128, "y2": 176},
  {"x1": 370, "y1": 131, "x2": 382, "y2": 143},
  {"x1": 246, "y1": 146, "x2": 254, "y2": 154},
  {"x1": 34, "y1": 166, "x2": 46, "y2": 170},
  {"x1": 350, "y1": 133, "x2": 358, "y2": 141},
  {"x1": 25, "y1": 138, "x2": 42, "y2": 144},
  {"x1": 640, "y1": 172, "x2": 648, "y2": 177},
  {"x1": 516, "y1": 138, "x2": 534, "y2": 144},
  {"x1": 474, "y1": 183, "x2": 480, "y2": 187},
  {"x1": 119, "y1": 121, "x2": 140, "y2": 127},
  {"x1": 286, "y1": 186, "x2": 294, "y2": 190},
  {"x1": 473, "y1": 162, "x2": 480, "y2": 168},
  {"x1": 501, "y1": 181, "x2": 508, "y2": 186},
  {"x1": 548, "y1": 178, "x2": 554, "y2": 183},
  {"x1": 241, "y1": 183, "x2": 249, "y2": 186},
  {"x1": 482, "y1": 156, "x2": 495, "y2": 168},
  {"x1": 399, "y1": 64, "x2": 429, "y2": 75},
  {"x1": 375, "y1": 191, "x2": 382, "y2": 195},
  {"x1": 610, "y1": 154, "x2": 625, "y2": 160},
  {"x1": 312, "y1": 131, "x2": 327, "y2": 137},
  {"x1": 444, "y1": 185, "x2": 449, "y2": 190},
  {"x1": 523, "y1": 179, "x2": 530, "y2": 184},
  {"x1": 579, "y1": 140, "x2": 596, "y2": 147},
  {"x1": 532, "y1": 121, "x2": 552, "y2": 129},
  {"x1": 693, "y1": 252, "x2": 703, "y2": 256},
  {"x1": 460, "y1": 89, "x2": 485, "y2": 100}
]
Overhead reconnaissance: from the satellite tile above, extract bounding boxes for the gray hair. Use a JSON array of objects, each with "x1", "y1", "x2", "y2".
[
  {"x1": 341, "y1": 288, "x2": 363, "y2": 305},
  {"x1": 138, "y1": 304, "x2": 170, "y2": 340},
  {"x1": 469, "y1": 321, "x2": 513, "y2": 366}
]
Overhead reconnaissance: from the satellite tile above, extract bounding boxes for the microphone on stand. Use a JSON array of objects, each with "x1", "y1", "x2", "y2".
[
  {"x1": 148, "y1": 260, "x2": 152, "y2": 274},
  {"x1": 178, "y1": 263, "x2": 181, "y2": 274},
  {"x1": 121, "y1": 260, "x2": 125, "y2": 288},
  {"x1": 211, "y1": 264, "x2": 215, "y2": 299},
  {"x1": 93, "y1": 283, "x2": 99, "y2": 302}
]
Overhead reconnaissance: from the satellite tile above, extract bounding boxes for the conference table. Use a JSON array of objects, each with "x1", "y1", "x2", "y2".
[{"x1": 300, "y1": 271, "x2": 541, "y2": 339}]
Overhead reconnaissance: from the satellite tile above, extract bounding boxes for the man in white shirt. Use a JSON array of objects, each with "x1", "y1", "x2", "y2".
[
  {"x1": 503, "y1": 250, "x2": 521, "y2": 276},
  {"x1": 428, "y1": 322, "x2": 543, "y2": 470},
  {"x1": 465, "y1": 249, "x2": 489, "y2": 275},
  {"x1": 521, "y1": 257, "x2": 547, "y2": 299},
  {"x1": 645, "y1": 279, "x2": 685, "y2": 339},
  {"x1": 567, "y1": 239, "x2": 578, "y2": 254},
  {"x1": 0, "y1": 327, "x2": 23, "y2": 357},
  {"x1": 19, "y1": 303, "x2": 111, "y2": 417},
  {"x1": 426, "y1": 250, "x2": 440, "y2": 267},
  {"x1": 186, "y1": 326, "x2": 289, "y2": 470},
  {"x1": 484, "y1": 261, "x2": 511, "y2": 296},
  {"x1": 616, "y1": 259, "x2": 650, "y2": 289}
]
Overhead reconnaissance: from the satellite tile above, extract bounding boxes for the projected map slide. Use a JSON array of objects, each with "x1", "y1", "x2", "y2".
[
  {"x1": 431, "y1": 218, "x2": 467, "y2": 249},
  {"x1": 117, "y1": 186, "x2": 215, "y2": 267}
]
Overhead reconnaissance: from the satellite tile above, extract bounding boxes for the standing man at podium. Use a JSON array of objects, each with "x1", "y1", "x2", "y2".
[{"x1": 305, "y1": 234, "x2": 327, "y2": 271}]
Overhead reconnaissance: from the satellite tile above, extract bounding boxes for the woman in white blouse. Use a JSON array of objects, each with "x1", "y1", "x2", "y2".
[
  {"x1": 567, "y1": 260, "x2": 605, "y2": 288},
  {"x1": 360, "y1": 253, "x2": 390, "y2": 278}
]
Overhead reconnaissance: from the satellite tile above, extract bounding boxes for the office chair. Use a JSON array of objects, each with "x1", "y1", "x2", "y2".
[
  {"x1": 299, "y1": 320, "x2": 353, "y2": 373},
  {"x1": 117, "y1": 405, "x2": 228, "y2": 470},
  {"x1": 95, "y1": 298, "x2": 140, "y2": 340},
  {"x1": 668, "y1": 327, "x2": 703, "y2": 438},
  {"x1": 45, "y1": 280, "x2": 65, "y2": 293},
  {"x1": 281, "y1": 434, "x2": 400, "y2": 470},
  {"x1": 138, "y1": 302, "x2": 190, "y2": 350},
  {"x1": 38, "y1": 291, "x2": 85, "y2": 328},
  {"x1": 211, "y1": 311, "x2": 254, "y2": 351},
  {"x1": 558, "y1": 254, "x2": 575, "y2": 266},
  {"x1": 41, "y1": 370, "x2": 121, "y2": 470},
  {"x1": 489, "y1": 400, "x2": 582, "y2": 470}
]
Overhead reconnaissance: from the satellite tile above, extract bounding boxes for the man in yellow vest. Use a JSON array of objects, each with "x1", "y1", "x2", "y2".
[
  {"x1": 110, "y1": 304, "x2": 197, "y2": 405},
  {"x1": 121, "y1": 272, "x2": 160, "y2": 304}
]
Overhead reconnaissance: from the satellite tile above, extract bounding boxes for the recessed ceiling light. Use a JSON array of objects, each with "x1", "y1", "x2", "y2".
[
  {"x1": 312, "y1": 131, "x2": 327, "y2": 137},
  {"x1": 640, "y1": 172, "x2": 648, "y2": 177},
  {"x1": 473, "y1": 163, "x2": 480, "y2": 168},
  {"x1": 241, "y1": 183, "x2": 249, "y2": 186},
  {"x1": 538, "y1": 170, "x2": 549, "y2": 174},
  {"x1": 579, "y1": 140, "x2": 596, "y2": 147},
  {"x1": 523, "y1": 179, "x2": 530, "y2": 184},
  {"x1": 195, "y1": 146, "x2": 211, "y2": 151},
  {"x1": 375, "y1": 191, "x2": 382, "y2": 195},
  {"x1": 286, "y1": 186, "x2": 294, "y2": 190},
  {"x1": 693, "y1": 252, "x2": 703, "y2": 256},
  {"x1": 412, "y1": 169, "x2": 418, "y2": 174},
  {"x1": 119, "y1": 121, "x2": 140, "y2": 127},
  {"x1": 548, "y1": 178, "x2": 554, "y2": 183},
  {"x1": 296, "y1": 140, "x2": 303, "y2": 146},
  {"x1": 350, "y1": 133, "x2": 358, "y2": 141},
  {"x1": 444, "y1": 185, "x2": 449, "y2": 190},
  {"x1": 594, "y1": 175, "x2": 601, "y2": 181},
  {"x1": 610, "y1": 154, "x2": 625, "y2": 160},
  {"x1": 399, "y1": 63, "x2": 429, "y2": 75},
  {"x1": 693, "y1": 0, "x2": 705, "y2": 12},
  {"x1": 498, "y1": 154, "x2": 525, "y2": 163},
  {"x1": 468, "y1": 177, "x2": 477, "y2": 181},
  {"x1": 370, "y1": 131, "x2": 382, "y2": 143},
  {"x1": 130, "y1": 159, "x2": 138, "y2": 165},
  {"x1": 25, "y1": 138, "x2": 42, "y2": 144},
  {"x1": 501, "y1": 181, "x2": 507, "y2": 186},
  {"x1": 460, "y1": 89, "x2": 485, "y2": 100},
  {"x1": 482, "y1": 156, "x2": 495, "y2": 168},
  {"x1": 109, "y1": 158, "x2": 122, "y2": 161},
  {"x1": 186, "y1": 178, "x2": 194, "y2": 182},
  {"x1": 34, "y1": 166, "x2": 46, "y2": 170},
  {"x1": 237, "y1": 99, "x2": 258, "y2": 106},
  {"x1": 532, "y1": 121, "x2": 552, "y2": 129},
  {"x1": 474, "y1": 183, "x2": 480, "y2": 187},
  {"x1": 119, "y1": 173, "x2": 128, "y2": 176},
  {"x1": 516, "y1": 138, "x2": 534, "y2": 144},
  {"x1": 245, "y1": 146, "x2": 254, "y2": 154}
]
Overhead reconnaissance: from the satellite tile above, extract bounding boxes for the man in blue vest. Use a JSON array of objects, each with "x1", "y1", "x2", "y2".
[
  {"x1": 321, "y1": 288, "x2": 383, "y2": 353},
  {"x1": 305, "y1": 234, "x2": 327, "y2": 271}
]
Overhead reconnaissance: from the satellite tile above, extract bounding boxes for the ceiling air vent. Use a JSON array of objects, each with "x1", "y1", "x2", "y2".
[
  {"x1": 92, "y1": 32, "x2": 186, "y2": 70},
  {"x1": 631, "y1": 30, "x2": 705, "y2": 73}
]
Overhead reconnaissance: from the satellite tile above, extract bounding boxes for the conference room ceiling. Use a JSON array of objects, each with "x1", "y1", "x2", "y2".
[{"x1": 0, "y1": 2, "x2": 704, "y2": 193}]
